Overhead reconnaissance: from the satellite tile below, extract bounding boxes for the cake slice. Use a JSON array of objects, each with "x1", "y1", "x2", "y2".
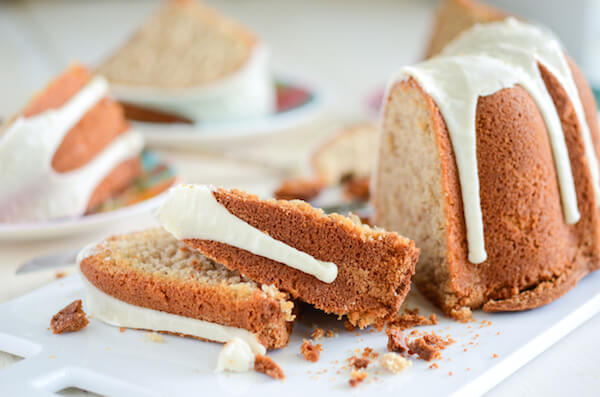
[
  {"x1": 96, "y1": 0, "x2": 274, "y2": 122},
  {"x1": 311, "y1": 122, "x2": 379, "y2": 186},
  {"x1": 0, "y1": 64, "x2": 144, "y2": 222},
  {"x1": 424, "y1": 0, "x2": 506, "y2": 59},
  {"x1": 159, "y1": 184, "x2": 419, "y2": 328},
  {"x1": 78, "y1": 228, "x2": 295, "y2": 351}
]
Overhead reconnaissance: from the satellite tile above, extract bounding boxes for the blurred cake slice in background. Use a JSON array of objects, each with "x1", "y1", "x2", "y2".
[
  {"x1": 0, "y1": 64, "x2": 144, "y2": 223},
  {"x1": 425, "y1": 0, "x2": 506, "y2": 59},
  {"x1": 311, "y1": 122, "x2": 379, "y2": 186},
  {"x1": 274, "y1": 122, "x2": 379, "y2": 204},
  {"x1": 97, "y1": 0, "x2": 275, "y2": 123}
]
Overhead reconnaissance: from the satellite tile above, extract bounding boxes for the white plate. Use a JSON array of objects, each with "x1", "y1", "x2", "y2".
[
  {"x1": 0, "y1": 272, "x2": 598, "y2": 397},
  {"x1": 134, "y1": 78, "x2": 326, "y2": 149},
  {"x1": 0, "y1": 191, "x2": 167, "y2": 241}
]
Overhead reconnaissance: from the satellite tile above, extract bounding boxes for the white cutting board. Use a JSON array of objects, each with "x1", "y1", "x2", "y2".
[{"x1": 0, "y1": 272, "x2": 598, "y2": 397}]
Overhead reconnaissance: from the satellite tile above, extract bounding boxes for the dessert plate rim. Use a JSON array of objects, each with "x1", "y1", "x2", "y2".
[{"x1": 131, "y1": 74, "x2": 327, "y2": 148}]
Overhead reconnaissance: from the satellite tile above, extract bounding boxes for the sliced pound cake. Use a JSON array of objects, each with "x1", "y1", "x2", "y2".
[
  {"x1": 159, "y1": 184, "x2": 419, "y2": 328},
  {"x1": 78, "y1": 228, "x2": 295, "y2": 351}
]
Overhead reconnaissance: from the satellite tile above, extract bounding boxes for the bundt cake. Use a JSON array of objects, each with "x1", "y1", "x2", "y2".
[
  {"x1": 78, "y1": 228, "x2": 295, "y2": 351},
  {"x1": 373, "y1": 18, "x2": 600, "y2": 319},
  {"x1": 97, "y1": 0, "x2": 275, "y2": 122},
  {"x1": 159, "y1": 184, "x2": 419, "y2": 328},
  {"x1": 0, "y1": 64, "x2": 144, "y2": 223},
  {"x1": 425, "y1": 0, "x2": 506, "y2": 59}
]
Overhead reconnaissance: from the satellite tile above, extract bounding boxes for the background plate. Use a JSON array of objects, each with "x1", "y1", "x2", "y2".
[
  {"x1": 134, "y1": 78, "x2": 326, "y2": 148},
  {"x1": 0, "y1": 151, "x2": 175, "y2": 241}
]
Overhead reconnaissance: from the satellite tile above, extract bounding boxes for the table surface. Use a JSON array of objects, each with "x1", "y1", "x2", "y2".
[{"x1": 0, "y1": 1, "x2": 598, "y2": 396}]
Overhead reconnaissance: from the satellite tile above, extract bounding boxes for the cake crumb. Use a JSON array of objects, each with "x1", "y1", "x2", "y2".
[
  {"x1": 254, "y1": 354, "x2": 285, "y2": 380},
  {"x1": 448, "y1": 371, "x2": 453, "y2": 376},
  {"x1": 145, "y1": 332, "x2": 165, "y2": 343},
  {"x1": 50, "y1": 300, "x2": 89, "y2": 334},
  {"x1": 380, "y1": 353, "x2": 411, "y2": 374},
  {"x1": 325, "y1": 329, "x2": 337, "y2": 338},
  {"x1": 362, "y1": 347, "x2": 378, "y2": 359},
  {"x1": 55, "y1": 271, "x2": 66, "y2": 279},
  {"x1": 389, "y1": 312, "x2": 437, "y2": 330},
  {"x1": 409, "y1": 338, "x2": 440, "y2": 361},
  {"x1": 349, "y1": 370, "x2": 368, "y2": 387},
  {"x1": 493, "y1": 353, "x2": 498, "y2": 358},
  {"x1": 429, "y1": 363, "x2": 439, "y2": 369},
  {"x1": 386, "y1": 327, "x2": 409, "y2": 353},
  {"x1": 348, "y1": 356, "x2": 370, "y2": 369},
  {"x1": 408, "y1": 332, "x2": 454, "y2": 361},
  {"x1": 311, "y1": 328, "x2": 325, "y2": 340},
  {"x1": 300, "y1": 339, "x2": 322, "y2": 362},
  {"x1": 119, "y1": 327, "x2": 126, "y2": 333},
  {"x1": 274, "y1": 177, "x2": 324, "y2": 201}
]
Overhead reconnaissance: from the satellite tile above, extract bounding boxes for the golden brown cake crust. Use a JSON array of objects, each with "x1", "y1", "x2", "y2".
[
  {"x1": 403, "y1": 55, "x2": 600, "y2": 316},
  {"x1": 80, "y1": 238, "x2": 293, "y2": 349},
  {"x1": 183, "y1": 188, "x2": 419, "y2": 328}
]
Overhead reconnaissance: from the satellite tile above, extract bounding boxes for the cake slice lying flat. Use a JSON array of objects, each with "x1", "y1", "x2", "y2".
[
  {"x1": 159, "y1": 184, "x2": 419, "y2": 328},
  {"x1": 78, "y1": 228, "x2": 294, "y2": 351}
]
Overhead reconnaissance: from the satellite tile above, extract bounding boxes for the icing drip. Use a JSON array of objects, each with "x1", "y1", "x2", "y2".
[
  {"x1": 390, "y1": 18, "x2": 595, "y2": 264},
  {"x1": 159, "y1": 184, "x2": 339, "y2": 283},
  {"x1": 443, "y1": 17, "x2": 598, "y2": 219},
  {"x1": 0, "y1": 76, "x2": 144, "y2": 222}
]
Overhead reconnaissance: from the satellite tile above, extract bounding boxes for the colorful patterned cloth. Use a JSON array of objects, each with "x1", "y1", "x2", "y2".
[{"x1": 88, "y1": 150, "x2": 175, "y2": 214}]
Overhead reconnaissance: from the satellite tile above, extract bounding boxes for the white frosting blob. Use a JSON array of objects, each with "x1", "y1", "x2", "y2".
[
  {"x1": 79, "y1": 271, "x2": 266, "y2": 356},
  {"x1": 389, "y1": 18, "x2": 595, "y2": 264},
  {"x1": 216, "y1": 337, "x2": 256, "y2": 373},
  {"x1": 159, "y1": 184, "x2": 339, "y2": 283},
  {"x1": 0, "y1": 76, "x2": 144, "y2": 222},
  {"x1": 110, "y1": 44, "x2": 275, "y2": 122}
]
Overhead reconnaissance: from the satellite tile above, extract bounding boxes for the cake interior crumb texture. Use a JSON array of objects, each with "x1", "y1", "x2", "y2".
[
  {"x1": 97, "y1": 0, "x2": 256, "y2": 88},
  {"x1": 80, "y1": 228, "x2": 294, "y2": 349}
]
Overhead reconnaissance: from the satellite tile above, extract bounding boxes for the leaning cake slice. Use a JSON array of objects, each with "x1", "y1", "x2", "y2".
[
  {"x1": 159, "y1": 184, "x2": 419, "y2": 328},
  {"x1": 78, "y1": 228, "x2": 295, "y2": 351}
]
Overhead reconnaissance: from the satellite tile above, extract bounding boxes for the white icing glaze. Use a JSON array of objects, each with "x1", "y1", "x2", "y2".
[
  {"x1": 110, "y1": 44, "x2": 275, "y2": 122},
  {"x1": 79, "y1": 272, "x2": 266, "y2": 356},
  {"x1": 443, "y1": 17, "x2": 599, "y2": 216},
  {"x1": 389, "y1": 18, "x2": 596, "y2": 264},
  {"x1": 216, "y1": 337, "x2": 256, "y2": 373},
  {"x1": 0, "y1": 76, "x2": 144, "y2": 222},
  {"x1": 159, "y1": 184, "x2": 339, "y2": 283}
]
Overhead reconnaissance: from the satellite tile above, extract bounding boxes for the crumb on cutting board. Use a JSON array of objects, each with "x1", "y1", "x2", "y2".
[
  {"x1": 50, "y1": 299, "x2": 88, "y2": 334},
  {"x1": 349, "y1": 370, "x2": 368, "y2": 387},
  {"x1": 301, "y1": 339, "x2": 322, "y2": 362},
  {"x1": 254, "y1": 354, "x2": 285, "y2": 380}
]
